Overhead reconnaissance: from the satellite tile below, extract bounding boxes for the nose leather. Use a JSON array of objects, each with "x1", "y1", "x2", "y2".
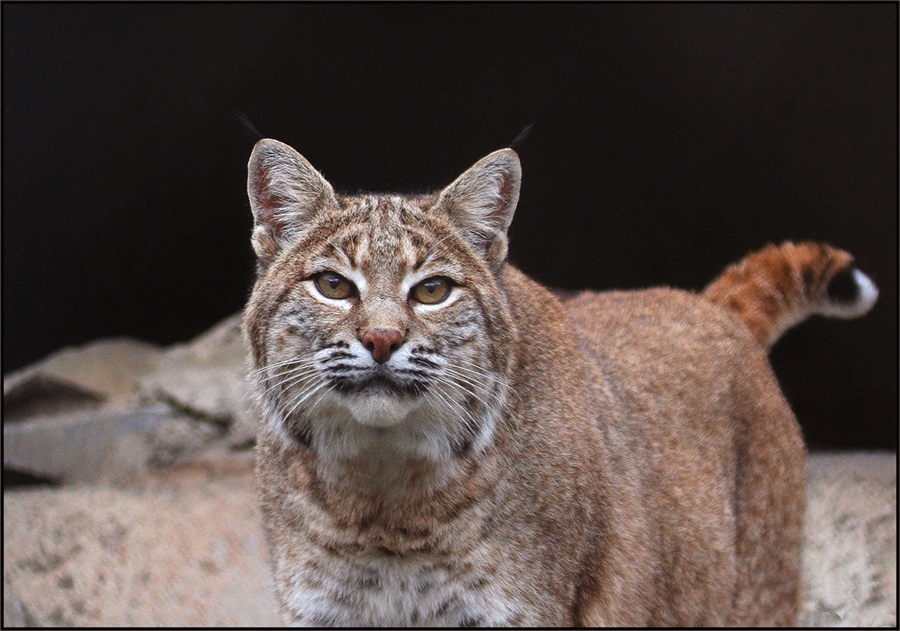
[{"x1": 362, "y1": 328, "x2": 404, "y2": 363}]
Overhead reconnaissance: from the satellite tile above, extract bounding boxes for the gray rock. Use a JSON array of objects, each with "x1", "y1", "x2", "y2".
[
  {"x1": 800, "y1": 451, "x2": 897, "y2": 626},
  {"x1": 136, "y1": 313, "x2": 261, "y2": 449},
  {"x1": 3, "y1": 338, "x2": 162, "y2": 412},
  {"x1": 3, "y1": 406, "x2": 173, "y2": 484},
  {"x1": 149, "y1": 417, "x2": 225, "y2": 467},
  {"x1": 3, "y1": 314, "x2": 258, "y2": 484},
  {"x1": 3, "y1": 460, "x2": 282, "y2": 626},
  {"x1": 4, "y1": 375, "x2": 106, "y2": 424},
  {"x1": 3, "y1": 586, "x2": 36, "y2": 627}
]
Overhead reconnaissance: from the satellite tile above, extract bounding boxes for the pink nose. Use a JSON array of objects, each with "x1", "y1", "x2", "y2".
[{"x1": 362, "y1": 328, "x2": 404, "y2": 363}]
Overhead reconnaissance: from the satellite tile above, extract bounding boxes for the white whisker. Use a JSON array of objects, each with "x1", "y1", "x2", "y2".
[
  {"x1": 249, "y1": 355, "x2": 319, "y2": 377},
  {"x1": 259, "y1": 366, "x2": 321, "y2": 398},
  {"x1": 281, "y1": 379, "x2": 330, "y2": 422},
  {"x1": 429, "y1": 375, "x2": 484, "y2": 440}
]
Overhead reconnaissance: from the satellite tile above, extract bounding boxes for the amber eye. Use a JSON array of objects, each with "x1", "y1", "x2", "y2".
[
  {"x1": 314, "y1": 271, "x2": 355, "y2": 300},
  {"x1": 411, "y1": 277, "x2": 452, "y2": 305}
]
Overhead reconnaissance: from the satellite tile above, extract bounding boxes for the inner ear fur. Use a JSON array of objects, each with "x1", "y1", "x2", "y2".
[
  {"x1": 436, "y1": 149, "x2": 522, "y2": 270},
  {"x1": 247, "y1": 139, "x2": 337, "y2": 266}
]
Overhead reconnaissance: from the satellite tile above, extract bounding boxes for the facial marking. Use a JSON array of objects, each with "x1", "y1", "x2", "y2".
[{"x1": 254, "y1": 190, "x2": 511, "y2": 462}]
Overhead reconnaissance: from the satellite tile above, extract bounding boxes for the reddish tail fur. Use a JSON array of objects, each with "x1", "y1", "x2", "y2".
[{"x1": 704, "y1": 241, "x2": 878, "y2": 348}]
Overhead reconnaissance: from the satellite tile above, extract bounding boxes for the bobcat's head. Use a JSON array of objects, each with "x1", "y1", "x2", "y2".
[{"x1": 244, "y1": 140, "x2": 520, "y2": 460}]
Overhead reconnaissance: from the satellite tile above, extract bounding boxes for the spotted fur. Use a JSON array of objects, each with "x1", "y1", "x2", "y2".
[{"x1": 243, "y1": 139, "x2": 876, "y2": 626}]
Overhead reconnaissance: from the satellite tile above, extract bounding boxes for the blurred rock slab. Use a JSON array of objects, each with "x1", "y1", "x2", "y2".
[
  {"x1": 802, "y1": 451, "x2": 896, "y2": 626},
  {"x1": 3, "y1": 458, "x2": 282, "y2": 627},
  {"x1": 3, "y1": 314, "x2": 258, "y2": 484},
  {"x1": 3, "y1": 405, "x2": 173, "y2": 484},
  {"x1": 4, "y1": 338, "x2": 161, "y2": 417},
  {"x1": 136, "y1": 312, "x2": 259, "y2": 448}
]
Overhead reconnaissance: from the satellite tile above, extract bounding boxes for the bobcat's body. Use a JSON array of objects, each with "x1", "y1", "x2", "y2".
[{"x1": 244, "y1": 140, "x2": 877, "y2": 626}]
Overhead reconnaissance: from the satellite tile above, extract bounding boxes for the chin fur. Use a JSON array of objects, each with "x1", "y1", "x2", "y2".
[{"x1": 341, "y1": 391, "x2": 424, "y2": 427}]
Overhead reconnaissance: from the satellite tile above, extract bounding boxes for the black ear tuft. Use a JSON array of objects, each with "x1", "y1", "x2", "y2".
[
  {"x1": 235, "y1": 109, "x2": 264, "y2": 140},
  {"x1": 826, "y1": 268, "x2": 861, "y2": 303},
  {"x1": 508, "y1": 123, "x2": 534, "y2": 152}
]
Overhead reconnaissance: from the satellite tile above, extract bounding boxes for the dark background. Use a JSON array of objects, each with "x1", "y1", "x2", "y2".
[{"x1": 4, "y1": 4, "x2": 896, "y2": 450}]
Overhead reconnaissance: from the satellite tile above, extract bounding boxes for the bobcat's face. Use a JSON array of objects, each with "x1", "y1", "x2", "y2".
[
  {"x1": 244, "y1": 140, "x2": 521, "y2": 459},
  {"x1": 247, "y1": 192, "x2": 515, "y2": 458}
]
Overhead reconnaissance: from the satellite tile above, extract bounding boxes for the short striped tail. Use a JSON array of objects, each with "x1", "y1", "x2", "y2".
[{"x1": 703, "y1": 242, "x2": 878, "y2": 349}]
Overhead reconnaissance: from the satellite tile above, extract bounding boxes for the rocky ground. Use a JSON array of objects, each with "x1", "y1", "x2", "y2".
[{"x1": 3, "y1": 314, "x2": 896, "y2": 626}]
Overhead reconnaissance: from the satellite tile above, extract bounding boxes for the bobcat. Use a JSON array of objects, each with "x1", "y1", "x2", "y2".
[{"x1": 243, "y1": 139, "x2": 878, "y2": 626}]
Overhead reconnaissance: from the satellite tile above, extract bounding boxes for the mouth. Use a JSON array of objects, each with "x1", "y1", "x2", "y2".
[
  {"x1": 329, "y1": 371, "x2": 428, "y2": 428},
  {"x1": 328, "y1": 370, "x2": 426, "y2": 398}
]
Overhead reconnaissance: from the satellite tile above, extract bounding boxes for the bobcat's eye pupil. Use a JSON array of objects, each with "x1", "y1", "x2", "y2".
[
  {"x1": 314, "y1": 272, "x2": 355, "y2": 300},
  {"x1": 412, "y1": 277, "x2": 451, "y2": 305}
]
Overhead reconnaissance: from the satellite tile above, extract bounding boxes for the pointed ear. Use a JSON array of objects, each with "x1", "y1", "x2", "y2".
[
  {"x1": 247, "y1": 139, "x2": 337, "y2": 266},
  {"x1": 436, "y1": 149, "x2": 521, "y2": 270}
]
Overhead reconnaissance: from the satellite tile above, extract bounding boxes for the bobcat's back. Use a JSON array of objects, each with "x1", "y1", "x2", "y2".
[{"x1": 566, "y1": 286, "x2": 805, "y2": 624}]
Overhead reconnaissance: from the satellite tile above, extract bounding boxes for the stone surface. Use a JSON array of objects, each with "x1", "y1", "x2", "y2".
[
  {"x1": 3, "y1": 405, "x2": 173, "y2": 484},
  {"x1": 3, "y1": 455, "x2": 282, "y2": 627},
  {"x1": 3, "y1": 338, "x2": 162, "y2": 414},
  {"x1": 801, "y1": 451, "x2": 896, "y2": 626},
  {"x1": 3, "y1": 314, "x2": 257, "y2": 485},
  {"x1": 136, "y1": 313, "x2": 260, "y2": 450},
  {"x1": 3, "y1": 587, "x2": 35, "y2": 627}
]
